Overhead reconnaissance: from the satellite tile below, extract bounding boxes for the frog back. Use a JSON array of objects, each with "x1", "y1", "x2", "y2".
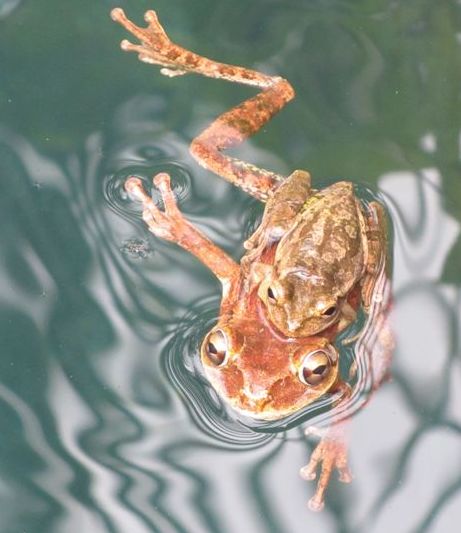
[{"x1": 274, "y1": 181, "x2": 366, "y2": 296}]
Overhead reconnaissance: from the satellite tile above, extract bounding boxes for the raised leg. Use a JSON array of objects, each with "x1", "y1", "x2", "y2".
[
  {"x1": 111, "y1": 7, "x2": 296, "y2": 202},
  {"x1": 125, "y1": 173, "x2": 239, "y2": 288}
]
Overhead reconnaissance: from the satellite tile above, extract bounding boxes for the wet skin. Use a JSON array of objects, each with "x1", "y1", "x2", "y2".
[
  {"x1": 112, "y1": 6, "x2": 393, "y2": 512},
  {"x1": 251, "y1": 177, "x2": 389, "y2": 338}
]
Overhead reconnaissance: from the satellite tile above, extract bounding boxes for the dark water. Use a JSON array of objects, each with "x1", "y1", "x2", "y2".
[{"x1": 1, "y1": 1, "x2": 461, "y2": 532}]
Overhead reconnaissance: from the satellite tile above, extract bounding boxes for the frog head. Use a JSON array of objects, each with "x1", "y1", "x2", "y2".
[{"x1": 200, "y1": 290, "x2": 339, "y2": 420}]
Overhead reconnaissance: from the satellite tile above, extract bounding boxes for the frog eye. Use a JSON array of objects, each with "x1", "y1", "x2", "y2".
[
  {"x1": 204, "y1": 329, "x2": 228, "y2": 366},
  {"x1": 267, "y1": 284, "x2": 284, "y2": 304},
  {"x1": 298, "y1": 347, "x2": 337, "y2": 386},
  {"x1": 321, "y1": 305, "x2": 338, "y2": 317},
  {"x1": 267, "y1": 286, "x2": 277, "y2": 304}
]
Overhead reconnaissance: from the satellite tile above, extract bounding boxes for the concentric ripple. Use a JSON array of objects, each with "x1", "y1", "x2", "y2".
[
  {"x1": 161, "y1": 184, "x2": 394, "y2": 439},
  {"x1": 161, "y1": 296, "x2": 276, "y2": 449},
  {"x1": 104, "y1": 160, "x2": 192, "y2": 223}
]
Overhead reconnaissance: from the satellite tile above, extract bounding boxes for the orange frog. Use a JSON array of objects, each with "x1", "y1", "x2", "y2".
[{"x1": 111, "y1": 7, "x2": 393, "y2": 511}]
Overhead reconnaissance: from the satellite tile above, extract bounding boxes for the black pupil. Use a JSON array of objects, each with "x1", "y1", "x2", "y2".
[
  {"x1": 207, "y1": 341, "x2": 225, "y2": 365},
  {"x1": 324, "y1": 306, "x2": 336, "y2": 316},
  {"x1": 208, "y1": 342, "x2": 217, "y2": 354},
  {"x1": 313, "y1": 364, "x2": 327, "y2": 375},
  {"x1": 267, "y1": 287, "x2": 275, "y2": 300}
]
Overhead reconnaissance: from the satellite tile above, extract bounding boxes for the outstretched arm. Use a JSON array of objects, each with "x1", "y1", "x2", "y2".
[
  {"x1": 126, "y1": 173, "x2": 240, "y2": 289},
  {"x1": 111, "y1": 7, "x2": 295, "y2": 202}
]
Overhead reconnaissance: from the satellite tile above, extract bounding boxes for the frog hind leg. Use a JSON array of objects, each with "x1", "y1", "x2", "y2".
[
  {"x1": 111, "y1": 8, "x2": 296, "y2": 202},
  {"x1": 358, "y1": 199, "x2": 394, "y2": 389},
  {"x1": 343, "y1": 202, "x2": 393, "y2": 374},
  {"x1": 243, "y1": 169, "x2": 312, "y2": 255},
  {"x1": 361, "y1": 201, "x2": 388, "y2": 310}
]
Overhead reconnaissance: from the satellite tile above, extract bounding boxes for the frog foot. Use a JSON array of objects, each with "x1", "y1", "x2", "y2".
[
  {"x1": 125, "y1": 173, "x2": 187, "y2": 243},
  {"x1": 300, "y1": 433, "x2": 352, "y2": 512},
  {"x1": 111, "y1": 7, "x2": 190, "y2": 77}
]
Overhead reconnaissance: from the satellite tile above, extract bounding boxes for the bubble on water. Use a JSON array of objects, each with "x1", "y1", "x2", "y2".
[{"x1": 120, "y1": 239, "x2": 152, "y2": 259}]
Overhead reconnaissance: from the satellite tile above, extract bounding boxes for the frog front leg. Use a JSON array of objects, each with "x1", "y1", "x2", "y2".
[
  {"x1": 111, "y1": 7, "x2": 296, "y2": 202},
  {"x1": 300, "y1": 423, "x2": 352, "y2": 511},
  {"x1": 125, "y1": 174, "x2": 239, "y2": 293},
  {"x1": 299, "y1": 382, "x2": 352, "y2": 511}
]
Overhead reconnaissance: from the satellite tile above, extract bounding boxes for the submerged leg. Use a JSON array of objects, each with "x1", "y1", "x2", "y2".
[
  {"x1": 300, "y1": 424, "x2": 352, "y2": 512},
  {"x1": 300, "y1": 383, "x2": 352, "y2": 511},
  {"x1": 125, "y1": 174, "x2": 239, "y2": 288},
  {"x1": 111, "y1": 7, "x2": 296, "y2": 201}
]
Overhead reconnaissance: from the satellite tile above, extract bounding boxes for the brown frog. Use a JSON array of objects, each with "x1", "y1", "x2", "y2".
[
  {"x1": 246, "y1": 174, "x2": 388, "y2": 338},
  {"x1": 111, "y1": 6, "x2": 393, "y2": 512}
]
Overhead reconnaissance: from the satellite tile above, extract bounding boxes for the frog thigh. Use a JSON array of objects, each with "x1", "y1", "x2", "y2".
[
  {"x1": 361, "y1": 201, "x2": 388, "y2": 310},
  {"x1": 271, "y1": 169, "x2": 312, "y2": 209},
  {"x1": 243, "y1": 169, "x2": 311, "y2": 253},
  {"x1": 265, "y1": 169, "x2": 312, "y2": 233}
]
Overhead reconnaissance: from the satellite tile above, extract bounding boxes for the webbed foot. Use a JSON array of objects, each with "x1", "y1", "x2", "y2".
[
  {"x1": 111, "y1": 7, "x2": 188, "y2": 76},
  {"x1": 300, "y1": 430, "x2": 352, "y2": 512},
  {"x1": 126, "y1": 174, "x2": 240, "y2": 283},
  {"x1": 125, "y1": 173, "x2": 187, "y2": 243}
]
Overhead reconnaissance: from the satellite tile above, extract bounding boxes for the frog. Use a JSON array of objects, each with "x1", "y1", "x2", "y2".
[
  {"x1": 111, "y1": 6, "x2": 393, "y2": 512},
  {"x1": 246, "y1": 175, "x2": 388, "y2": 339},
  {"x1": 109, "y1": 7, "x2": 388, "y2": 340},
  {"x1": 125, "y1": 172, "x2": 366, "y2": 512}
]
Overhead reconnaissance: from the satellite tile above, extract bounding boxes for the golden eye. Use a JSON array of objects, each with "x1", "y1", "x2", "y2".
[
  {"x1": 204, "y1": 329, "x2": 228, "y2": 366},
  {"x1": 298, "y1": 348, "x2": 336, "y2": 386}
]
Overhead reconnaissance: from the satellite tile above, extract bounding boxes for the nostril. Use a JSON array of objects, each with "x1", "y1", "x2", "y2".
[
  {"x1": 287, "y1": 319, "x2": 302, "y2": 331},
  {"x1": 284, "y1": 305, "x2": 304, "y2": 332}
]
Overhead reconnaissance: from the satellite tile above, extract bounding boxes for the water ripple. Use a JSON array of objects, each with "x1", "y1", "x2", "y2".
[
  {"x1": 161, "y1": 296, "x2": 276, "y2": 449},
  {"x1": 104, "y1": 161, "x2": 192, "y2": 223}
]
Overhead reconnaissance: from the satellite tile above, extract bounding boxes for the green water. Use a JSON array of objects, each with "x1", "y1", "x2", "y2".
[{"x1": 1, "y1": 1, "x2": 461, "y2": 532}]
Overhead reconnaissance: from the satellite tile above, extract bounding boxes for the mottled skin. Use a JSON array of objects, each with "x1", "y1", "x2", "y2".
[
  {"x1": 253, "y1": 177, "x2": 388, "y2": 338},
  {"x1": 112, "y1": 6, "x2": 393, "y2": 512},
  {"x1": 200, "y1": 244, "x2": 345, "y2": 421}
]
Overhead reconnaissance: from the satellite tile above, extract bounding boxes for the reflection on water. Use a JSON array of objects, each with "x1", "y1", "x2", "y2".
[{"x1": 0, "y1": 1, "x2": 460, "y2": 532}]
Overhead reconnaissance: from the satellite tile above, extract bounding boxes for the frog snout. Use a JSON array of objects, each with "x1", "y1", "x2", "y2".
[
  {"x1": 283, "y1": 303, "x2": 305, "y2": 332},
  {"x1": 287, "y1": 318, "x2": 303, "y2": 332},
  {"x1": 243, "y1": 383, "x2": 269, "y2": 402}
]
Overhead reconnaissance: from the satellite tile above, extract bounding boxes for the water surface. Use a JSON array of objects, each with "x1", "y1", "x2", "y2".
[{"x1": 1, "y1": 1, "x2": 461, "y2": 532}]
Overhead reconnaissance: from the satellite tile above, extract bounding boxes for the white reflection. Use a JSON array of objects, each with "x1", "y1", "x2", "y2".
[{"x1": 0, "y1": 382, "x2": 105, "y2": 532}]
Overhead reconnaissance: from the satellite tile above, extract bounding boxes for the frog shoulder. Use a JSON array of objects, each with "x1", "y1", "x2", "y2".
[{"x1": 324, "y1": 181, "x2": 355, "y2": 195}]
